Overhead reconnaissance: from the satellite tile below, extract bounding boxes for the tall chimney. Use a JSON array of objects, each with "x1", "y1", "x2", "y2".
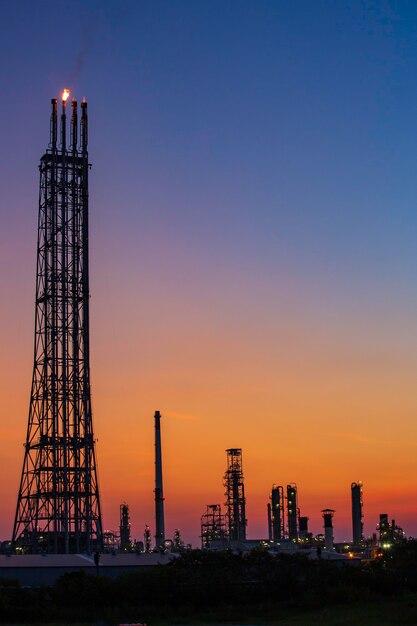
[{"x1": 154, "y1": 410, "x2": 165, "y2": 550}]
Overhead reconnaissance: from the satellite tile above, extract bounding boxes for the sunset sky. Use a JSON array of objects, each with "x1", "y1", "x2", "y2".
[{"x1": 1, "y1": 0, "x2": 417, "y2": 546}]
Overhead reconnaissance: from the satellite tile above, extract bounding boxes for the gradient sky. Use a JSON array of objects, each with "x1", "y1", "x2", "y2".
[{"x1": 1, "y1": 0, "x2": 417, "y2": 546}]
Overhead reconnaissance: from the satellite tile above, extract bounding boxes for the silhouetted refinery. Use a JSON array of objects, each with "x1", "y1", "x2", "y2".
[
  {"x1": 99, "y1": 428, "x2": 406, "y2": 562},
  {"x1": 0, "y1": 94, "x2": 410, "y2": 587},
  {"x1": 6, "y1": 405, "x2": 407, "y2": 562},
  {"x1": 195, "y1": 449, "x2": 406, "y2": 561}
]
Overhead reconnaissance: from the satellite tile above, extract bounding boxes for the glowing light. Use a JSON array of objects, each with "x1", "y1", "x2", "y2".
[{"x1": 62, "y1": 88, "x2": 70, "y2": 102}]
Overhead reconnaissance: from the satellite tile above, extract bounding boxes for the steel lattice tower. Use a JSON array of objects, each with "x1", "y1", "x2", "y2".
[
  {"x1": 12, "y1": 93, "x2": 103, "y2": 554},
  {"x1": 200, "y1": 504, "x2": 227, "y2": 548},
  {"x1": 224, "y1": 448, "x2": 247, "y2": 542}
]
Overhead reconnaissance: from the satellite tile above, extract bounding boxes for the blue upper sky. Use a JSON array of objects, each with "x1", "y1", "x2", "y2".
[{"x1": 2, "y1": 1, "x2": 417, "y2": 295}]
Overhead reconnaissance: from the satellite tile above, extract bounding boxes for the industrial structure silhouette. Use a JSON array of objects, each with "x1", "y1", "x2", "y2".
[
  {"x1": 6, "y1": 96, "x2": 408, "y2": 561},
  {"x1": 12, "y1": 93, "x2": 102, "y2": 554}
]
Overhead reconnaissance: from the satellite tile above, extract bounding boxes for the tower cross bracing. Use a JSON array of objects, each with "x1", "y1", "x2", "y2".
[{"x1": 12, "y1": 95, "x2": 103, "y2": 554}]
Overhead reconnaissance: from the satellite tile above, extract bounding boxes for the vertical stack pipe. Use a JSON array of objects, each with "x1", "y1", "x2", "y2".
[{"x1": 154, "y1": 410, "x2": 165, "y2": 550}]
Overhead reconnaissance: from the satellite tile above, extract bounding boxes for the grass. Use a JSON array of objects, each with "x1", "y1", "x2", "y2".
[{"x1": 8, "y1": 594, "x2": 417, "y2": 626}]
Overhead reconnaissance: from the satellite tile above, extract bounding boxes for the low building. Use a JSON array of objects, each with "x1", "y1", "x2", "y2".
[{"x1": 0, "y1": 552, "x2": 176, "y2": 587}]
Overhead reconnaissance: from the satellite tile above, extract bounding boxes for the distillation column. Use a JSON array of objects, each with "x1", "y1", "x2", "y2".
[
  {"x1": 287, "y1": 484, "x2": 299, "y2": 541},
  {"x1": 351, "y1": 481, "x2": 364, "y2": 546},
  {"x1": 119, "y1": 503, "x2": 131, "y2": 551},
  {"x1": 270, "y1": 485, "x2": 285, "y2": 541}
]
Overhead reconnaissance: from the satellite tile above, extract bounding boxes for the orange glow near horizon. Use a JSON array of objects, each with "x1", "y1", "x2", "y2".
[{"x1": 1, "y1": 258, "x2": 417, "y2": 546}]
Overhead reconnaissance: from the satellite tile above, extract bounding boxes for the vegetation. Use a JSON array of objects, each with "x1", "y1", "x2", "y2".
[{"x1": 3, "y1": 541, "x2": 417, "y2": 624}]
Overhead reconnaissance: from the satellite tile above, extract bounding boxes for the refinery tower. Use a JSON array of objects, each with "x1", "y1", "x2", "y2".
[{"x1": 12, "y1": 92, "x2": 103, "y2": 554}]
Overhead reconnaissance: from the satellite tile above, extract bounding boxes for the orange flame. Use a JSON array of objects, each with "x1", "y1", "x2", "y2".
[{"x1": 62, "y1": 88, "x2": 70, "y2": 102}]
